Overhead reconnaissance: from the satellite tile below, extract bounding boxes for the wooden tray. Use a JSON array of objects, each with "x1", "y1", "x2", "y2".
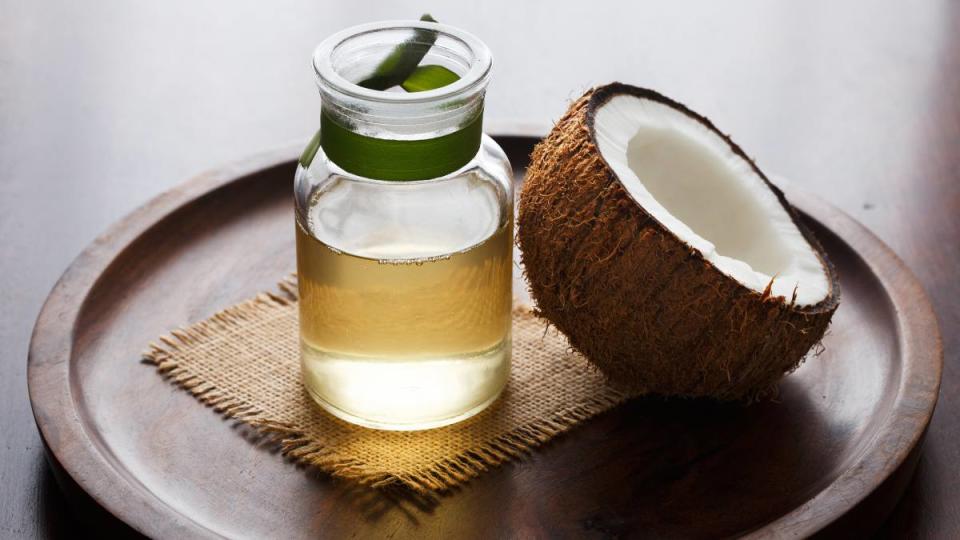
[{"x1": 28, "y1": 136, "x2": 942, "y2": 539}]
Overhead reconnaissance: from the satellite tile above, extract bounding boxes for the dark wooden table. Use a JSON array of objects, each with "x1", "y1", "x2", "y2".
[{"x1": 2, "y1": 1, "x2": 956, "y2": 537}]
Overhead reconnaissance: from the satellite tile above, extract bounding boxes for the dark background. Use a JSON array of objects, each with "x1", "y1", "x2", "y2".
[{"x1": 2, "y1": 1, "x2": 957, "y2": 537}]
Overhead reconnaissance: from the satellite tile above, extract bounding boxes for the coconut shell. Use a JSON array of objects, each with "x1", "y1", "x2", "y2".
[{"x1": 517, "y1": 83, "x2": 839, "y2": 401}]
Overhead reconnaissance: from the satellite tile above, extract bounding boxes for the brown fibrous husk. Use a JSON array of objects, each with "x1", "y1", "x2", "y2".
[{"x1": 517, "y1": 83, "x2": 840, "y2": 401}]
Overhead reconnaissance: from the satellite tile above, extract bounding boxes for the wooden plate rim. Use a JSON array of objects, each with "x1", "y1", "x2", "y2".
[{"x1": 27, "y1": 136, "x2": 943, "y2": 539}]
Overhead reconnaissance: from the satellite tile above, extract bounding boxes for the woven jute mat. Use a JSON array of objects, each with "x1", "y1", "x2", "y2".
[{"x1": 143, "y1": 277, "x2": 628, "y2": 493}]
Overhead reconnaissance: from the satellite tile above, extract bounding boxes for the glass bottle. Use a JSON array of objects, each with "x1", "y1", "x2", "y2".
[{"x1": 295, "y1": 20, "x2": 513, "y2": 431}]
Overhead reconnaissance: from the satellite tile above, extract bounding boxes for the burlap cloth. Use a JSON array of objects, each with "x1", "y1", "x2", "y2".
[{"x1": 144, "y1": 277, "x2": 628, "y2": 493}]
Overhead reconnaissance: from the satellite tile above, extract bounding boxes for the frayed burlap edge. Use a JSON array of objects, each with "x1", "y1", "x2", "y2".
[{"x1": 142, "y1": 276, "x2": 627, "y2": 494}]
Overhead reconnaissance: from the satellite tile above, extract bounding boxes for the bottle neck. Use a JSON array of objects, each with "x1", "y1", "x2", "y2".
[
  {"x1": 319, "y1": 99, "x2": 484, "y2": 181},
  {"x1": 312, "y1": 20, "x2": 491, "y2": 181}
]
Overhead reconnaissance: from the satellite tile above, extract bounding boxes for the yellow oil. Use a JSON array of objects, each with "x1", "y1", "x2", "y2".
[{"x1": 296, "y1": 217, "x2": 512, "y2": 430}]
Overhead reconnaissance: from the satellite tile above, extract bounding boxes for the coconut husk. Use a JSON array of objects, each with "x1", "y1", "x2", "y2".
[{"x1": 517, "y1": 83, "x2": 839, "y2": 401}]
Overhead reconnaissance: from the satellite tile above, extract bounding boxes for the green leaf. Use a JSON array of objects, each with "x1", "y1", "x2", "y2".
[
  {"x1": 299, "y1": 129, "x2": 322, "y2": 168},
  {"x1": 320, "y1": 108, "x2": 482, "y2": 180},
  {"x1": 401, "y1": 65, "x2": 460, "y2": 92},
  {"x1": 357, "y1": 14, "x2": 439, "y2": 91}
]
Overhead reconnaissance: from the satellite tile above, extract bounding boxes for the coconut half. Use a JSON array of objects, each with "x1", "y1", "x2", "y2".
[{"x1": 517, "y1": 83, "x2": 839, "y2": 401}]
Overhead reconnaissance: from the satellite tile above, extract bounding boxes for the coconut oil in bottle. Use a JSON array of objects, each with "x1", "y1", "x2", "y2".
[
  {"x1": 297, "y1": 21, "x2": 512, "y2": 430},
  {"x1": 296, "y1": 178, "x2": 512, "y2": 430}
]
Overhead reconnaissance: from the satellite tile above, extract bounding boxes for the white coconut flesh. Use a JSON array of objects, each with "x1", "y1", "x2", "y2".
[{"x1": 593, "y1": 94, "x2": 831, "y2": 306}]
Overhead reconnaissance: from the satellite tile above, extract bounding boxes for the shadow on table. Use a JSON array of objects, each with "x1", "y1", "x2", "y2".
[{"x1": 38, "y1": 455, "x2": 144, "y2": 539}]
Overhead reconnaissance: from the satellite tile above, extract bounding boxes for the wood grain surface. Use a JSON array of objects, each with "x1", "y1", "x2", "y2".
[{"x1": 2, "y1": 1, "x2": 958, "y2": 538}]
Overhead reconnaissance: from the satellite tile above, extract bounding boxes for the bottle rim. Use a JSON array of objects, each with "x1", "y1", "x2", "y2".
[{"x1": 312, "y1": 20, "x2": 492, "y2": 105}]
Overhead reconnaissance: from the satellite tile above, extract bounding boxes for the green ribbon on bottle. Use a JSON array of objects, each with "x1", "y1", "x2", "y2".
[{"x1": 319, "y1": 109, "x2": 482, "y2": 181}]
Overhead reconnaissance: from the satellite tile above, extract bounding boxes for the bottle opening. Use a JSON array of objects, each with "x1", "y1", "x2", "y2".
[{"x1": 314, "y1": 20, "x2": 491, "y2": 104}]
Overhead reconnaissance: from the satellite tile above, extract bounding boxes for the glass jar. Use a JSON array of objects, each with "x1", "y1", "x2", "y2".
[{"x1": 295, "y1": 20, "x2": 513, "y2": 431}]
